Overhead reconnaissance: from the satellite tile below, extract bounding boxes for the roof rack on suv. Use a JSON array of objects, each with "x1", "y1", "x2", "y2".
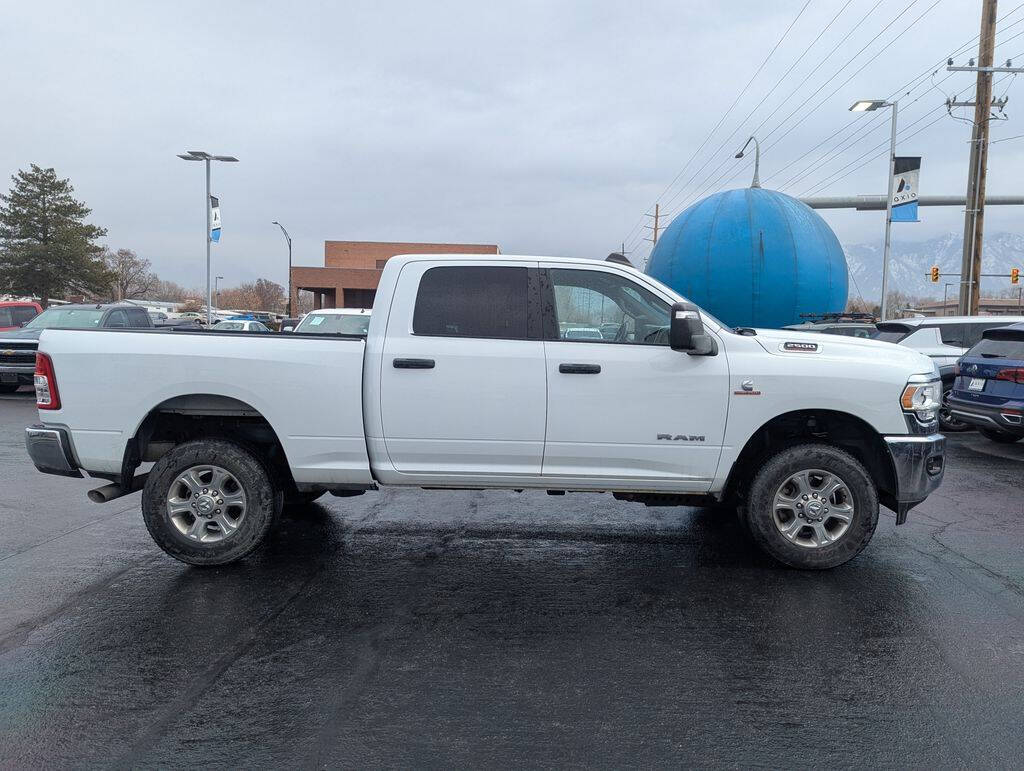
[{"x1": 798, "y1": 312, "x2": 877, "y2": 323}]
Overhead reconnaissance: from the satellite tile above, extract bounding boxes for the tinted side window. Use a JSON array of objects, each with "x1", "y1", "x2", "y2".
[
  {"x1": 105, "y1": 310, "x2": 129, "y2": 328},
  {"x1": 929, "y1": 324, "x2": 965, "y2": 347},
  {"x1": 12, "y1": 306, "x2": 38, "y2": 325},
  {"x1": 963, "y1": 322, "x2": 1006, "y2": 348},
  {"x1": 413, "y1": 266, "x2": 530, "y2": 339},
  {"x1": 127, "y1": 309, "x2": 150, "y2": 328}
]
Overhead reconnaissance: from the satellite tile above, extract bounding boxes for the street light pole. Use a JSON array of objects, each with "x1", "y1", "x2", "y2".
[
  {"x1": 880, "y1": 100, "x2": 899, "y2": 322},
  {"x1": 272, "y1": 221, "x2": 293, "y2": 316},
  {"x1": 850, "y1": 100, "x2": 898, "y2": 320},
  {"x1": 734, "y1": 136, "x2": 762, "y2": 188},
  {"x1": 215, "y1": 275, "x2": 224, "y2": 309},
  {"x1": 177, "y1": 150, "x2": 238, "y2": 325}
]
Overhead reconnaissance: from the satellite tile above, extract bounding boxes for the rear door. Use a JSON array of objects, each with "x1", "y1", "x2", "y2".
[{"x1": 378, "y1": 261, "x2": 547, "y2": 476}]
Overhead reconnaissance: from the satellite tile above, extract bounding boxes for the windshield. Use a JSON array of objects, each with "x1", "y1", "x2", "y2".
[
  {"x1": 967, "y1": 333, "x2": 1024, "y2": 360},
  {"x1": 296, "y1": 313, "x2": 371, "y2": 335},
  {"x1": 23, "y1": 308, "x2": 105, "y2": 329}
]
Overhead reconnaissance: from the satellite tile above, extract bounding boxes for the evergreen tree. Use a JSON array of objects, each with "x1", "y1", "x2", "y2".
[{"x1": 0, "y1": 165, "x2": 109, "y2": 305}]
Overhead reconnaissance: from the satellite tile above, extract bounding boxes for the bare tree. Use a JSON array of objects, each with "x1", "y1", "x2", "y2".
[
  {"x1": 152, "y1": 278, "x2": 192, "y2": 302},
  {"x1": 218, "y1": 278, "x2": 286, "y2": 312},
  {"x1": 104, "y1": 248, "x2": 156, "y2": 301}
]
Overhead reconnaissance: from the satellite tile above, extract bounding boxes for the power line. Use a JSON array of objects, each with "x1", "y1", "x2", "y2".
[
  {"x1": 618, "y1": 0, "x2": 812, "y2": 252},
  {"x1": 653, "y1": 0, "x2": 859, "y2": 216},
  {"x1": 765, "y1": 4, "x2": 1024, "y2": 191},
  {"x1": 796, "y1": 65, "x2": 1020, "y2": 198},
  {"x1": 799, "y1": 109, "x2": 947, "y2": 197},
  {"x1": 655, "y1": 0, "x2": 940, "y2": 224}
]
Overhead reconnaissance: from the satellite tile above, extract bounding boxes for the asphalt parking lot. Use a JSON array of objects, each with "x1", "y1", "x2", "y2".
[{"x1": 2, "y1": 387, "x2": 1023, "y2": 768}]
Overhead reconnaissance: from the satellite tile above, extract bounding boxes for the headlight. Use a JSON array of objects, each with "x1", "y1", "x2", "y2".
[{"x1": 901, "y1": 379, "x2": 941, "y2": 422}]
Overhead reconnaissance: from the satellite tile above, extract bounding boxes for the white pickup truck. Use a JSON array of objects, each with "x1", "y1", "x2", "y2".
[{"x1": 26, "y1": 254, "x2": 946, "y2": 569}]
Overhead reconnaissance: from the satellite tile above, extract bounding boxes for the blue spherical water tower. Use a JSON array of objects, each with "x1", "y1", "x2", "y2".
[{"x1": 646, "y1": 187, "x2": 848, "y2": 329}]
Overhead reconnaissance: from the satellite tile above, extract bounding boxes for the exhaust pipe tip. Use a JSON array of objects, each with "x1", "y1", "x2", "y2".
[
  {"x1": 87, "y1": 473, "x2": 147, "y2": 504},
  {"x1": 88, "y1": 483, "x2": 123, "y2": 503}
]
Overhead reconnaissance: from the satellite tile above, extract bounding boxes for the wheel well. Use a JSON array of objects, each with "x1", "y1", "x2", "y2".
[
  {"x1": 722, "y1": 410, "x2": 896, "y2": 507},
  {"x1": 122, "y1": 395, "x2": 296, "y2": 493}
]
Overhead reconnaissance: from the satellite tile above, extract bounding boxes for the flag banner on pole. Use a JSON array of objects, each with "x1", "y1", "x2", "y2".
[
  {"x1": 891, "y1": 157, "x2": 920, "y2": 222},
  {"x1": 210, "y1": 195, "x2": 222, "y2": 243}
]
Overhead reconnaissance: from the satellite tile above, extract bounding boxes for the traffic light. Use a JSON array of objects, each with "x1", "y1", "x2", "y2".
[
  {"x1": 1013, "y1": 267, "x2": 1020, "y2": 285},
  {"x1": 930, "y1": 266, "x2": 940, "y2": 283}
]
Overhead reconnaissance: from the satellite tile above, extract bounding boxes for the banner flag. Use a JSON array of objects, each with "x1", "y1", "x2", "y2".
[
  {"x1": 891, "y1": 157, "x2": 920, "y2": 223},
  {"x1": 210, "y1": 195, "x2": 222, "y2": 243}
]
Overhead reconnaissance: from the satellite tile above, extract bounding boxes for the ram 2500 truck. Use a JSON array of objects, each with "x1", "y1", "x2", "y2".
[{"x1": 25, "y1": 254, "x2": 946, "y2": 569}]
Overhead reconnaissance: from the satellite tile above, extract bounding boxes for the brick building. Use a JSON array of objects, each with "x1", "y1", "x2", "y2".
[{"x1": 291, "y1": 240, "x2": 500, "y2": 311}]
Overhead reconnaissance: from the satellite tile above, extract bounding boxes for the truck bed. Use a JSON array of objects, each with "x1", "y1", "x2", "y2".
[{"x1": 37, "y1": 327, "x2": 373, "y2": 486}]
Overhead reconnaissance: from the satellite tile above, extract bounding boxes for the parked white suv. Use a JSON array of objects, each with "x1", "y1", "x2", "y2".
[{"x1": 874, "y1": 315, "x2": 1024, "y2": 431}]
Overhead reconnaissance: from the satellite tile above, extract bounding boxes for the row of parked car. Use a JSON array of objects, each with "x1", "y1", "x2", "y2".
[
  {"x1": 0, "y1": 302, "x2": 373, "y2": 393},
  {"x1": 787, "y1": 314, "x2": 1024, "y2": 444}
]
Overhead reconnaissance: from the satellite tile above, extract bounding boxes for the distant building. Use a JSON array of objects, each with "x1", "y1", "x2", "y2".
[
  {"x1": 916, "y1": 296, "x2": 1024, "y2": 317},
  {"x1": 291, "y1": 240, "x2": 500, "y2": 310}
]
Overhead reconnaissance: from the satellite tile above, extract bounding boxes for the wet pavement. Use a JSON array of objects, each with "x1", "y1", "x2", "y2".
[{"x1": 2, "y1": 387, "x2": 1023, "y2": 768}]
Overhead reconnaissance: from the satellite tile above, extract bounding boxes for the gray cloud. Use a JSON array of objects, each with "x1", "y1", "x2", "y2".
[{"x1": 2, "y1": 0, "x2": 1020, "y2": 289}]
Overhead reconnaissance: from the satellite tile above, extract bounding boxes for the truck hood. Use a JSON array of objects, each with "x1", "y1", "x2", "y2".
[{"x1": 750, "y1": 328, "x2": 937, "y2": 374}]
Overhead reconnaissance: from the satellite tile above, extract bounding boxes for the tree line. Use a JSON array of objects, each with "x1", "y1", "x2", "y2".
[{"x1": 0, "y1": 164, "x2": 293, "y2": 312}]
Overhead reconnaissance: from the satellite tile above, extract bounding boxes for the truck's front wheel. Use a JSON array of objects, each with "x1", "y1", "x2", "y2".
[
  {"x1": 743, "y1": 443, "x2": 878, "y2": 569},
  {"x1": 142, "y1": 439, "x2": 281, "y2": 566}
]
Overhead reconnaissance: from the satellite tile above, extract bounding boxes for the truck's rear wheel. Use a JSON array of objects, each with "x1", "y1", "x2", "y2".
[
  {"x1": 142, "y1": 439, "x2": 281, "y2": 566},
  {"x1": 743, "y1": 443, "x2": 878, "y2": 569}
]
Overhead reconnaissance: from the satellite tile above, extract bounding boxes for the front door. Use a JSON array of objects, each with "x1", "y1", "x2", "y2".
[
  {"x1": 379, "y1": 261, "x2": 547, "y2": 477},
  {"x1": 541, "y1": 265, "x2": 730, "y2": 490}
]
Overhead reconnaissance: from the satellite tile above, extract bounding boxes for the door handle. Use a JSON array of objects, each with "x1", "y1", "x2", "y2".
[
  {"x1": 559, "y1": 363, "x2": 601, "y2": 374},
  {"x1": 393, "y1": 358, "x2": 435, "y2": 369}
]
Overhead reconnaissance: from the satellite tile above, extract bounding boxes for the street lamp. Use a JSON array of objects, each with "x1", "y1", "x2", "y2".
[
  {"x1": 734, "y1": 136, "x2": 762, "y2": 188},
  {"x1": 215, "y1": 275, "x2": 224, "y2": 310},
  {"x1": 272, "y1": 221, "x2": 293, "y2": 316},
  {"x1": 849, "y1": 99, "x2": 898, "y2": 321},
  {"x1": 178, "y1": 150, "x2": 238, "y2": 324}
]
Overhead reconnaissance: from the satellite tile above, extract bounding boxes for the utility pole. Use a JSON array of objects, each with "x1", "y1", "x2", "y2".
[
  {"x1": 957, "y1": 0, "x2": 998, "y2": 316},
  {"x1": 644, "y1": 203, "x2": 661, "y2": 246}
]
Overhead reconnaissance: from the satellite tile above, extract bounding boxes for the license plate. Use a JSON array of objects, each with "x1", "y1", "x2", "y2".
[
  {"x1": 969, "y1": 377, "x2": 986, "y2": 392},
  {"x1": 0, "y1": 373, "x2": 17, "y2": 383}
]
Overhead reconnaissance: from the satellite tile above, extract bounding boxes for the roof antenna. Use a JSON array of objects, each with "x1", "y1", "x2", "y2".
[{"x1": 734, "y1": 136, "x2": 761, "y2": 188}]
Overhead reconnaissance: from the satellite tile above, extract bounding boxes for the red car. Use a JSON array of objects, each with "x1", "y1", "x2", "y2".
[{"x1": 0, "y1": 301, "x2": 42, "y2": 332}]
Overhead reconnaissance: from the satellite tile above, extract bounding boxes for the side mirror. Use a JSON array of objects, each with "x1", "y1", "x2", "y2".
[
  {"x1": 670, "y1": 302, "x2": 716, "y2": 355},
  {"x1": 282, "y1": 325, "x2": 294, "y2": 332}
]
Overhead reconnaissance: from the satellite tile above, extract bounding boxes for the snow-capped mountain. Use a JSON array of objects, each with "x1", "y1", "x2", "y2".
[{"x1": 843, "y1": 232, "x2": 1024, "y2": 301}]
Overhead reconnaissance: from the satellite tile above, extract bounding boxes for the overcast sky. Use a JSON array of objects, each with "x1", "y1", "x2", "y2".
[{"x1": 4, "y1": 0, "x2": 1023, "y2": 289}]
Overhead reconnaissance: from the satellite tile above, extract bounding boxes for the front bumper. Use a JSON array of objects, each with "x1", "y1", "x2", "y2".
[
  {"x1": 25, "y1": 425, "x2": 82, "y2": 478},
  {"x1": 883, "y1": 433, "x2": 945, "y2": 524}
]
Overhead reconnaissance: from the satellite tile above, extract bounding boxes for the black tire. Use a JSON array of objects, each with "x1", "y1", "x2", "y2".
[
  {"x1": 142, "y1": 439, "x2": 281, "y2": 566},
  {"x1": 0, "y1": 384, "x2": 20, "y2": 394},
  {"x1": 979, "y1": 428, "x2": 1023, "y2": 444},
  {"x1": 743, "y1": 443, "x2": 879, "y2": 570},
  {"x1": 939, "y1": 384, "x2": 970, "y2": 432}
]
